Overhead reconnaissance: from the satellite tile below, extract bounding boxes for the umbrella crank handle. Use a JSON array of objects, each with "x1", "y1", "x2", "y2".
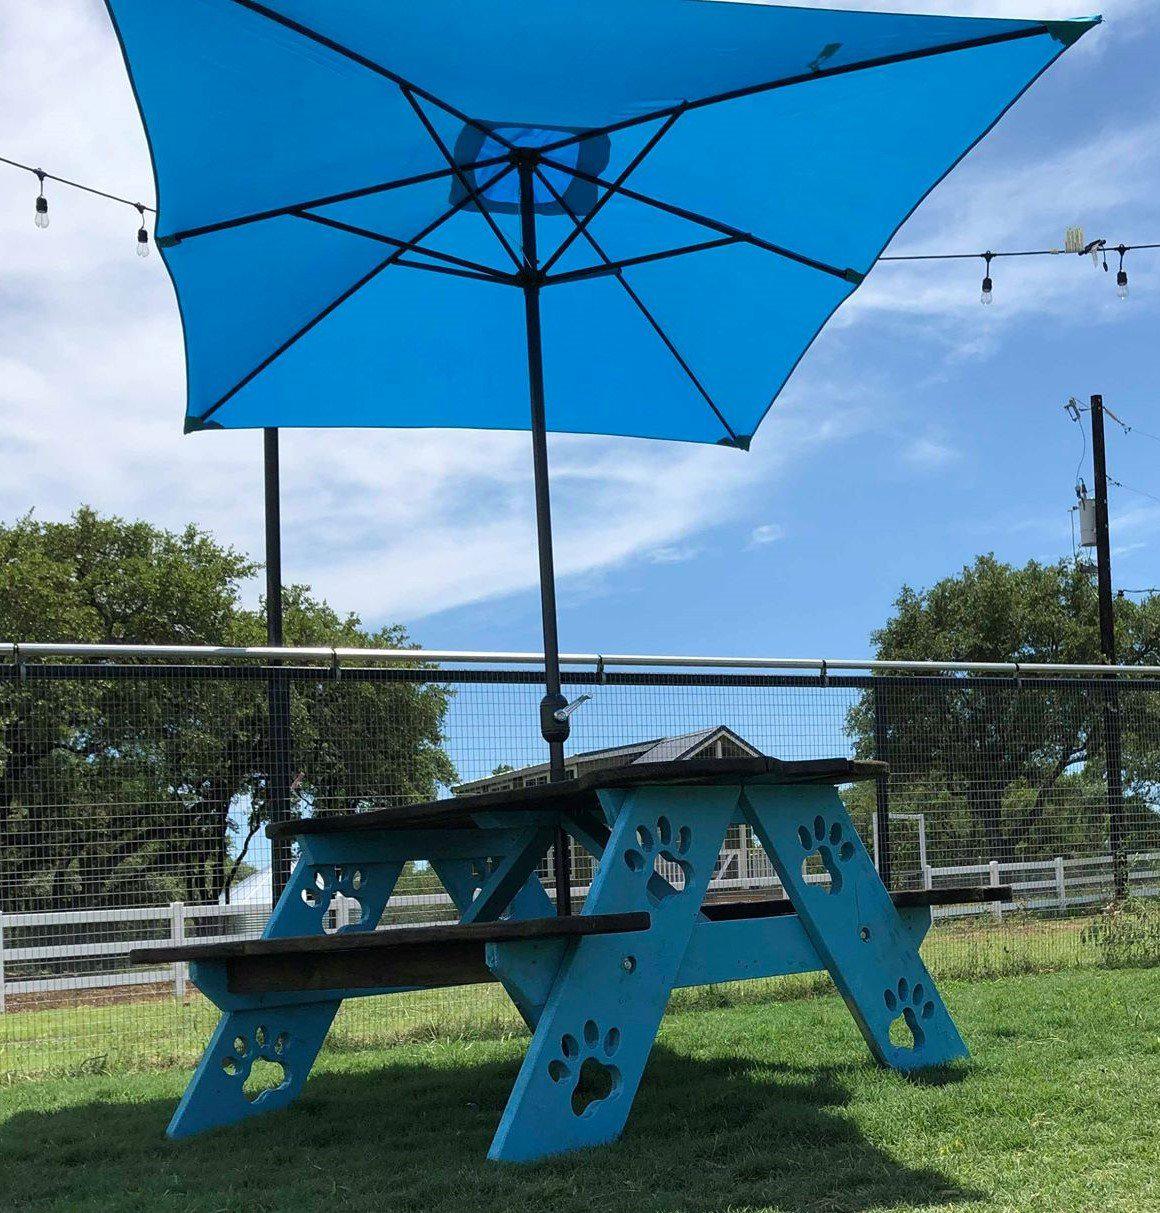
[
  {"x1": 539, "y1": 692, "x2": 591, "y2": 743},
  {"x1": 553, "y1": 694, "x2": 592, "y2": 724}
]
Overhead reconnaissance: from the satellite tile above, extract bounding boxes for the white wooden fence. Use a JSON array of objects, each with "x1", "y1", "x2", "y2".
[{"x1": 2, "y1": 848, "x2": 1157, "y2": 1011}]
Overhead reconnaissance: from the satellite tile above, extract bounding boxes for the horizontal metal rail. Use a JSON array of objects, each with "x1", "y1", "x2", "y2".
[{"x1": 4, "y1": 641, "x2": 1160, "y2": 678}]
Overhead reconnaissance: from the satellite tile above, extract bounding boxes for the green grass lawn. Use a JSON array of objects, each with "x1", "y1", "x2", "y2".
[
  {"x1": 0, "y1": 914, "x2": 1104, "y2": 1082},
  {"x1": 1, "y1": 967, "x2": 1156, "y2": 1213}
]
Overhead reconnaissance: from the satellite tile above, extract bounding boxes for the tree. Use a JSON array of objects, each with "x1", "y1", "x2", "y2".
[
  {"x1": 0, "y1": 508, "x2": 455, "y2": 913},
  {"x1": 847, "y1": 555, "x2": 1160, "y2": 867}
]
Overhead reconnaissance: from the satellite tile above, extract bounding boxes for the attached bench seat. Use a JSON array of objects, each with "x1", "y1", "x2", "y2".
[
  {"x1": 131, "y1": 884, "x2": 1010, "y2": 998},
  {"x1": 701, "y1": 884, "x2": 1013, "y2": 921},
  {"x1": 131, "y1": 911, "x2": 650, "y2": 995},
  {"x1": 267, "y1": 756, "x2": 886, "y2": 837}
]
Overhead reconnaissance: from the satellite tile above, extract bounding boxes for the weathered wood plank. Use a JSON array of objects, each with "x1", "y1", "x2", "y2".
[
  {"x1": 267, "y1": 757, "x2": 886, "y2": 839},
  {"x1": 700, "y1": 884, "x2": 1013, "y2": 922},
  {"x1": 130, "y1": 911, "x2": 650, "y2": 966}
]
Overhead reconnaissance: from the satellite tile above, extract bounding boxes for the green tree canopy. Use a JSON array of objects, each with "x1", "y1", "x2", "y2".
[
  {"x1": 848, "y1": 555, "x2": 1160, "y2": 868},
  {"x1": 0, "y1": 508, "x2": 455, "y2": 913}
]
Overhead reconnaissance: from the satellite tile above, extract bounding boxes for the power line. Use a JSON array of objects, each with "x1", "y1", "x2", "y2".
[{"x1": 1109, "y1": 477, "x2": 1160, "y2": 507}]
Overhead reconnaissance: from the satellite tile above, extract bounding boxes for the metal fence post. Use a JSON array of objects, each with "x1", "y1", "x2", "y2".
[
  {"x1": 989, "y1": 861, "x2": 1003, "y2": 921},
  {"x1": 738, "y1": 823, "x2": 750, "y2": 887},
  {"x1": 872, "y1": 677, "x2": 893, "y2": 889},
  {"x1": 1055, "y1": 857, "x2": 1066, "y2": 915},
  {"x1": 169, "y1": 901, "x2": 186, "y2": 1000},
  {"x1": 0, "y1": 910, "x2": 6, "y2": 1014}
]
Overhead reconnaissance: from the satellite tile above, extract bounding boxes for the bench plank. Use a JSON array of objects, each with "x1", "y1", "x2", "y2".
[
  {"x1": 701, "y1": 884, "x2": 1013, "y2": 922},
  {"x1": 130, "y1": 911, "x2": 650, "y2": 967}
]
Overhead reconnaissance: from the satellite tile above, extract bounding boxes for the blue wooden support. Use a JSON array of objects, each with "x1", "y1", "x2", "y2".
[
  {"x1": 740, "y1": 783, "x2": 967, "y2": 1071},
  {"x1": 166, "y1": 823, "x2": 565, "y2": 1137},
  {"x1": 673, "y1": 904, "x2": 932, "y2": 988},
  {"x1": 488, "y1": 784, "x2": 739, "y2": 1162},
  {"x1": 167, "y1": 841, "x2": 405, "y2": 1138},
  {"x1": 432, "y1": 823, "x2": 559, "y2": 1027}
]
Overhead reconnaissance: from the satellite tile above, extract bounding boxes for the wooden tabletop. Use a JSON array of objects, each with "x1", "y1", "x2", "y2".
[{"x1": 268, "y1": 756, "x2": 885, "y2": 839}]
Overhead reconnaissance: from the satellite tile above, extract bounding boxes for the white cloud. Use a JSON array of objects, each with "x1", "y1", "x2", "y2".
[
  {"x1": 901, "y1": 436, "x2": 960, "y2": 471},
  {"x1": 0, "y1": 0, "x2": 1152, "y2": 633},
  {"x1": 748, "y1": 523, "x2": 786, "y2": 547}
]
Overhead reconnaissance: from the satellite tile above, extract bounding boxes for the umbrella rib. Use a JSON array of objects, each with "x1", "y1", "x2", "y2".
[
  {"x1": 544, "y1": 236, "x2": 741, "y2": 285},
  {"x1": 535, "y1": 23, "x2": 1055, "y2": 154},
  {"x1": 193, "y1": 164, "x2": 515, "y2": 427},
  {"x1": 539, "y1": 156, "x2": 861, "y2": 284},
  {"x1": 222, "y1": 0, "x2": 516, "y2": 151},
  {"x1": 539, "y1": 107, "x2": 685, "y2": 276},
  {"x1": 160, "y1": 157, "x2": 509, "y2": 247},
  {"x1": 399, "y1": 87, "x2": 524, "y2": 271},
  {"x1": 532, "y1": 166, "x2": 741, "y2": 448},
  {"x1": 296, "y1": 211, "x2": 516, "y2": 281}
]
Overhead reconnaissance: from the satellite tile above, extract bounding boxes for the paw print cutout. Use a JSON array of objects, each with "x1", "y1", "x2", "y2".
[
  {"x1": 623, "y1": 815, "x2": 693, "y2": 905},
  {"x1": 220, "y1": 1023, "x2": 291, "y2": 1103},
  {"x1": 547, "y1": 1019, "x2": 622, "y2": 1117},
  {"x1": 884, "y1": 977, "x2": 936, "y2": 1051},
  {"x1": 797, "y1": 814, "x2": 857, "y2": 895},
  {"x1": 299, "y1": 864, "x2": 368, "y2": 933}
]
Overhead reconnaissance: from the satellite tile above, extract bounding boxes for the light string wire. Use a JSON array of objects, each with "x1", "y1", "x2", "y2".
[{"x1": 2, "y1": 152, "x2": 1158, "y2": 290}]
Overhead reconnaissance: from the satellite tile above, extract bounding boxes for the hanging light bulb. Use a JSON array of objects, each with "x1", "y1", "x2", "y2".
[
  {"x1": 135, "y1": 203, "x2": 150, "y2": 258},
  {"x1": 33, "y1": 169, "x2": 49, "y2": 230},
  {"x1": 1115, "y1": 246, "x2": 1129, "y2": 301},
  {"x1": 980, "y1": 252, "x2": 994, "y2": 306}
]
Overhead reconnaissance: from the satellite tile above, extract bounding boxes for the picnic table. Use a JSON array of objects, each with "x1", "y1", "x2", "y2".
[{"x1": 133, "y1": 757, "x2": 1007, "y2": 1161}]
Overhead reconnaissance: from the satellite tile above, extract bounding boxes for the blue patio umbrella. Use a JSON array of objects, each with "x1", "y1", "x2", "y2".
[{"x1": 104, "y1": 1, "x2": 1097, "y2": 811}]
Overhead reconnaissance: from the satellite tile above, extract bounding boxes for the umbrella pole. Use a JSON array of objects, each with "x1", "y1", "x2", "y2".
[
  {"x1": 264, "y1": 428, "x2": 294, "y2": 901},
  {"x1": 518, "y1": 156, "x2": 572, "y2": 915}
]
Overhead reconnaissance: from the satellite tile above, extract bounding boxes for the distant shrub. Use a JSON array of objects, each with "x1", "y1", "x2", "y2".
[{"x1": 1082, "y1": 898, "x2": 1160, "y2": 969}]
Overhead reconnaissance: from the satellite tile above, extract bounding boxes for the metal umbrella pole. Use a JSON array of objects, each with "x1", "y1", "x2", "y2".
[
  {"x1": 264, "y1": 428, "x2": 294, "y2": 900},
  {"x1": 518, "y1": 153, "x2": 572, "y2": 914}
]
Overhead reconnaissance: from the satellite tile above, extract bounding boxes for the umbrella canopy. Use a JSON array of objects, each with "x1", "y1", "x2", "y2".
[
  {"x1": 106, "y1": 2, "x2": 1095, "y2": 856},
  {"x1": 107, "y1": 0, "x2": 1096, "y2": 448}
]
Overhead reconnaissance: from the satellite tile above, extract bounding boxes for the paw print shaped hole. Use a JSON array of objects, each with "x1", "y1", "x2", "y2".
[
  {"x1": 220, "y1": 1024, "x2": 291, "y2": 1103},
  {"x1": 548, "y1": 1020, "x2": 622, "y2": 1118},
  {"x1": 300, "y1": 865, "x2": 367, "y2": 934},
  {"x1": 884, "y1": 977, "x2": 936, "y2": 1050},
  {"x1": 623, "y1": 816, "x2": 693, "y2": 906},
  {"x1": 797, "y1": 815, "x2": 856, "y2": 895}
]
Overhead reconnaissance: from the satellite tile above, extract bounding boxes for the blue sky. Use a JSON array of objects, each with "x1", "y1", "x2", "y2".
[{"x1": 0, "y1": 0, "x2": 1157, "y2": 664}]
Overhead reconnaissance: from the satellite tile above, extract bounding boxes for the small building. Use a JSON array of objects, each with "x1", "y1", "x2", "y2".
[{"x1": 453, "y1": 725, "x2": 761, "y2": 797}]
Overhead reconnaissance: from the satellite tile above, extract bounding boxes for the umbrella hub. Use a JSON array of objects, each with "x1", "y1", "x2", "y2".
[{"x1": 451, "y1": 123, "x2": 610, "y2": 218}]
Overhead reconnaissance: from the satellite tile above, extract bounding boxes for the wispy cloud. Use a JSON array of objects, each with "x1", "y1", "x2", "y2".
[
  {"x1": 0, "y1": 0, "x2": 1152, "y2": 633},
  {"x1": 748, "y1": 523, "x2": 786, "y2": 547},
  {"x1": 901, "y1": 436, "x2": 960, "y2": 471}
]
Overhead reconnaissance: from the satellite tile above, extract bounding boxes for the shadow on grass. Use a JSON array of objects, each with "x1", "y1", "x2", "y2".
[{"x1": 2, "y1": 1045, "x2": 982, "y2": 1213}]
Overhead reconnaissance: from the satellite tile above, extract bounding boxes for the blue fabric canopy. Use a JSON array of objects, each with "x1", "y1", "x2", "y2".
[{"x1": 106, "y1": 0, "x2": 1097, "y2": 448}]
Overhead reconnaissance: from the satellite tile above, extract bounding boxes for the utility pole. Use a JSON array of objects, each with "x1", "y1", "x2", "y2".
[{"x1": 1088, "y1": 396, "x2": 1128, "y2": 899}]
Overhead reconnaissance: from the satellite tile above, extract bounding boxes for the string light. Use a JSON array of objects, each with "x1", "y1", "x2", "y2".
[
  {"x1": 1, "y1": 154, "x2": 154, "y2": 256},
  {"x1": 3, "y1": 153, "x2": 1160, "y2": 298},
  {"x1": 980, "y1": 251, "x2": 994, "y2": 306},
  {"x1": 33, "y1": 169, "x2": 49, "y2": 230},
  {"x1": 883, "y1": 232, "x2": 1160, "y2": 304},
  {"x1": 1115, "y1": 245, "x2": 1129, "y2": 301},
  {"x1": 135, "y1": 203, "x2": 150, "y2": 258}
]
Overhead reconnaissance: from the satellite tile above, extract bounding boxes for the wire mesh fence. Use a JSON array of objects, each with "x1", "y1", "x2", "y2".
[{"x1": 1, "y1": 654, "x2": 1158, "y2": 1079}]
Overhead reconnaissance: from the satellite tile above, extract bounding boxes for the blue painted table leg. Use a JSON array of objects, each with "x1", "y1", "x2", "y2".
[
  {"x1": 741, "y1": 784, "x2": 967, "y2": 1072},
  {"x1": 488, "y1": 785, "x2": 739, "y2": 1162},
  {"x1": 432, "y1": 825, "x2": 558, "y2": 1028},
  {"x1": 167, "y1": 846, "x2": 403, "y2": 1138}
]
